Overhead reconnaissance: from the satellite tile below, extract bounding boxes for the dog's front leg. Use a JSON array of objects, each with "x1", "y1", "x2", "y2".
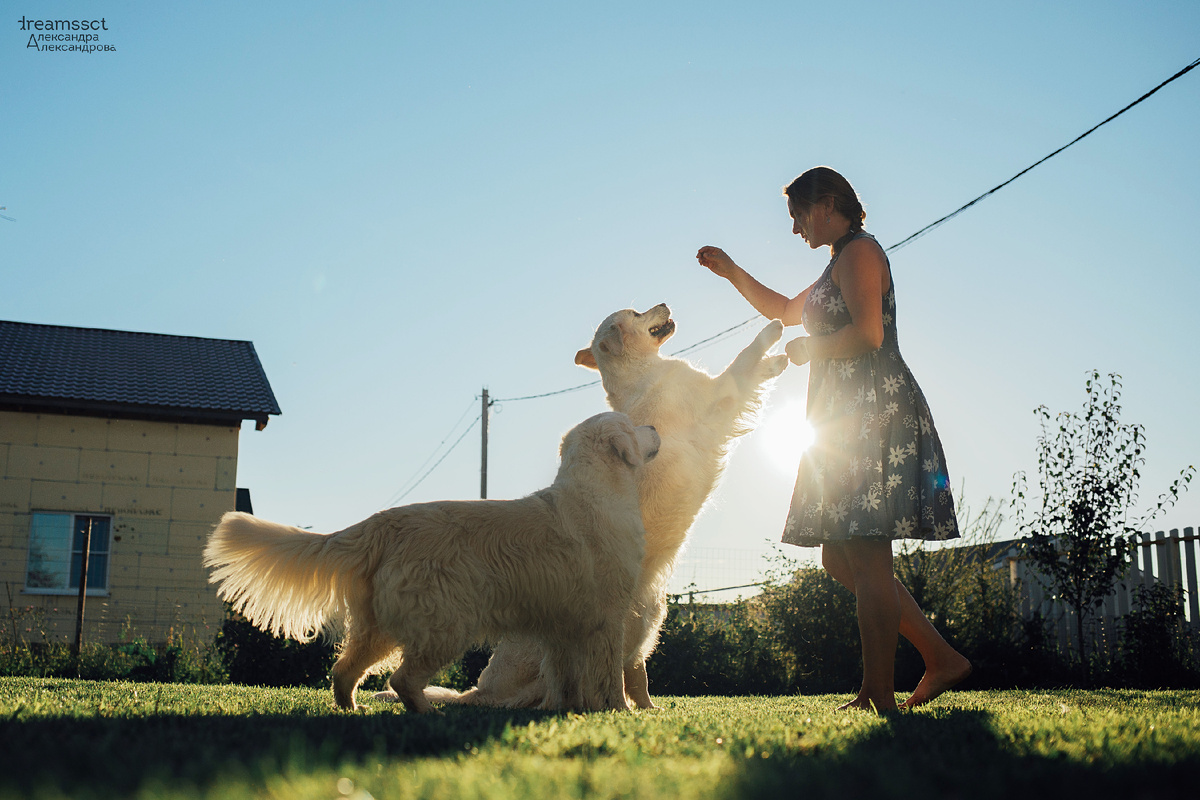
[
  {"x1": 581, "y1": 620, "x2": 630, "y2": 711},
  {"x1": 718, "y1": 319, "x2": 787, "y2": 395},
  {"x1": 538, "y1": 647, "x2": 576, "y2": 711}
]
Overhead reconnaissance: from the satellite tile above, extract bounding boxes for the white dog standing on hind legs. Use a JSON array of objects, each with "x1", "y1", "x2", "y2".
[
  {"x1": 204, "y1": 412, "x2": 659, "y2": 713},
  {"x1": 427, "y1": 303, "x2": 787, "y2": 710}
]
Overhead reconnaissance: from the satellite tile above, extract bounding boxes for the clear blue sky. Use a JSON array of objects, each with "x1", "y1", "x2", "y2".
[{"x1": 4, "y1": 1, "x2": 1198, "y2": 596}]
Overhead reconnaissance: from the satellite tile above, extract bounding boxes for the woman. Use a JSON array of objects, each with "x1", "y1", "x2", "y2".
[{"x1": 697, "y1": 166, "x2": 971, "y2": 712}]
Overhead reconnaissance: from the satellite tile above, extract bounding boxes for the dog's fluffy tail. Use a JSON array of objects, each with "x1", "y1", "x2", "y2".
[
  {"x1": 204, "y1": 511, "x2": 370, "y2": 642},
  {"x1": 423, "y1": 686, "x2": 468, "y2": 704},
  {"x1": 422, "y1": 684, "x2": 547, "y2": 708}
]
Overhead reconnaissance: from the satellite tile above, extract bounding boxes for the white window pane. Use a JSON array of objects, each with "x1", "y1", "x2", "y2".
[{"x1": 26, "y1": 513, "x2": 72, "y2": 589}]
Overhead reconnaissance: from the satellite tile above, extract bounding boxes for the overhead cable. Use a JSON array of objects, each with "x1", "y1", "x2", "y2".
[
  {"x1": 887, "y1": 55, "x2": 1200, "y2": 252},
  {"x1": 382, "y1": 400, "x2": 482, "y2": 507}
]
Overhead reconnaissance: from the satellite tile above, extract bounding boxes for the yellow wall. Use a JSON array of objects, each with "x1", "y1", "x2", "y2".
[{"x1": 0, "y1": 410, "x2": 239, "y2": 645}]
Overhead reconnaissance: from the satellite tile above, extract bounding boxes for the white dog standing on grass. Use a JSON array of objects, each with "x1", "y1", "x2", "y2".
[
  {"x1": 429, "y1": 304, "x2": 787, "y2": 710},
  {"x1": 204, "y1": 412, "x2": 659, "y2": 713}
]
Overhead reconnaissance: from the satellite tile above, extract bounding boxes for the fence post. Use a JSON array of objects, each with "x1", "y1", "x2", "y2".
[
  {"x1": 1142, "y1": 532, "x2": 1156, "y2": 591},
  {"x1": 1159, "y1": 529, "x2": 1181, "y2": 589},
  {"x1": 1184, "y1": 527, "x2": 1198, "y2": 631}
]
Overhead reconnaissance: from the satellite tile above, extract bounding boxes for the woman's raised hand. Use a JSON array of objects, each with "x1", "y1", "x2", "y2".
[
  {"x1": 785, "y1": 336, "x2": 811, "y2": 366},
  {"x1": 696, "y1": 245, "x2": 738, "y2": 279}
]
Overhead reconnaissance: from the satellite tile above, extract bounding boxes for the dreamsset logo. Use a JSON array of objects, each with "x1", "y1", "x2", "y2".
[{"x1": 19, "y1": 16, "x2": 116, "y2": 53}]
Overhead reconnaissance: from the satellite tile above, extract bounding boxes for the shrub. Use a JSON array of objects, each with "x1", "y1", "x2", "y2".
[
  {"x1": 647, "y1": 595, "x2": 786, "y2": 696},
  {"x1": 215, "y1": 611, "x2": 337, "y2": 688},
  {"x1": 1114, "y1": 583, "x2": 1199, "y2": 688},
  {"x1": 756, "y1": 561, "x2": 860, "y2": 694}
]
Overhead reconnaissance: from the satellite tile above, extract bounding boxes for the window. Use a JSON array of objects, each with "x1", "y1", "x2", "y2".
[{"x1": 24, "y1": 513, "x2": 111, "y2": 594}]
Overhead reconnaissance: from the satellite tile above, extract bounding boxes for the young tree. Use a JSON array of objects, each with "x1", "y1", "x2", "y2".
[{"x1": 1012, "y1": 371, "x2": 1194, "y2": 678}]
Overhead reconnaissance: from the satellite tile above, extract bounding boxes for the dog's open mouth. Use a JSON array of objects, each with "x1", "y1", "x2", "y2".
[{"x1": 649, "y1": 319, "x2": 675, "y2": 340}]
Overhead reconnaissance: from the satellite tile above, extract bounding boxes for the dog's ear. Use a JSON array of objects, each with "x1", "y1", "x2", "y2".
[
  {"x1": 594, "y1": 322, "x2": 625, "y2": 359},
  {"x1": 607, "y1": 423, "x2": 643, "y2": 469},
  {"x1": 575, "y1": 347, "x2": 598, "y2": 370}
]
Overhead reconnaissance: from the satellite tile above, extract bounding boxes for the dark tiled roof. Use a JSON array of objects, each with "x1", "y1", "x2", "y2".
[{"x1": 0, "y1": 320, "x2": 281, "y2": 427}]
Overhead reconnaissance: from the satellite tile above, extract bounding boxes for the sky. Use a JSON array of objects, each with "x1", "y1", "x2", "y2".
[{"x1": 4, "y1": 1, "x2": 1198, "y2": 598}]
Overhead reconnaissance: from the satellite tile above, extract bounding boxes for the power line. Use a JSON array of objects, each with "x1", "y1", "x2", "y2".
[
  {"x1": 887, "y1": 55, "x2": 1200, "y2": 253},
  {"x1": 670, "y1": 581, "x2": 769, "y2": 600},
  {"x1": 388, "y1": 413, "x2": 482, "y2": 506},
  {"x1": 668, "y1": 317, "x2": 761, "y2": 357},
  {"x1": 382, "y1": 398, "x2": 481, "y2": 508},
  {"x1": 493, "y1": 379, "x2": 599, "y2": 403}
]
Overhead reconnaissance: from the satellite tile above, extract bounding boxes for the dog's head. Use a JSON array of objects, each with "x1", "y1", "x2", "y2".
[
  {"x1": 574, "y1": 303, "x2": 675, "y2": 372},
  {"x1": 560, "y1": 411, "x2": 660, "y2": 473}
]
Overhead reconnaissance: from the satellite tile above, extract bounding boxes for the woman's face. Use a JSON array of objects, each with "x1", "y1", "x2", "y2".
[{"x1": 788, "y1": 198, "x2": 823, "y2": 249}]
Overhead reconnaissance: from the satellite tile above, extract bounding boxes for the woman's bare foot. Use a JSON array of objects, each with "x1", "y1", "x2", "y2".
[
  {"x1": 899, "y1": 656, "x2": 972, "y2": 710},
  {"x1": 837, "y1": 694, "x2": 866, "y2": 711},
  {"x1": 837, "y1": 692, "x2": 899, "y2": 714}
]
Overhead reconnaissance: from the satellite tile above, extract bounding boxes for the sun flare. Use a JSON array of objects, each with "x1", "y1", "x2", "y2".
[{"x1": 757, "y1": 400, "x2": 815, "y2": 475}]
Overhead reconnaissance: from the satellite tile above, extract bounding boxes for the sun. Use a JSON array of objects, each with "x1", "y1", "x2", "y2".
[{"x1": 756, "y1": 399, "x2": 815, "y2": 475}]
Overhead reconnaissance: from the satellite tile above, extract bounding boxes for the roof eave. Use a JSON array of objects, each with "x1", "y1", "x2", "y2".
[{"x1": 0, "y1": 394, "x2": 276, "y2": 429}]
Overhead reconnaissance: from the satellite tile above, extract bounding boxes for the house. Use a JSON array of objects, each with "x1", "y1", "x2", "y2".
[{"x1": 0, "y1": 320, "x2": 280, "y2": 645}]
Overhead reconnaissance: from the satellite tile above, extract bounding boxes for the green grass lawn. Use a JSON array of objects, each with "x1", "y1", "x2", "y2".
[{"x1": 2, "y1": 678, "x2": 1198, "y2": 799}]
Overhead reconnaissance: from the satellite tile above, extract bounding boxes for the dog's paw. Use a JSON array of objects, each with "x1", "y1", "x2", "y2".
[
  {"x1": 755, "y1": 318, "x2": 784, "y2": 348},
  {"x1": 371, "y1": 690, "x2": 401, "y2": 703},
  {"x1": 760, "y1": 353, "x2": 788, "y2": 380}
]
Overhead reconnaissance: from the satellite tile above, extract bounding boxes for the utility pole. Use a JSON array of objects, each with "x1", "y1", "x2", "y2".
[
  {"x1": 72, "y1": 517, "x2": 93, "y2": 663},
  {"x1": 480, "y1": 388, "x2": 490, "y2": 499}
]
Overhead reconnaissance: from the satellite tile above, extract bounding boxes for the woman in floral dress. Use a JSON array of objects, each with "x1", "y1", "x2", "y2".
[{"x1": 697, "y1": 166, "x2": 971, "y2": 712}]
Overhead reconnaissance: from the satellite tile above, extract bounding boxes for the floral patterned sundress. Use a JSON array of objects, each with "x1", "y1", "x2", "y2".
[{"x1": 782, "y1": 232, "x2": 959, "y2": 547}]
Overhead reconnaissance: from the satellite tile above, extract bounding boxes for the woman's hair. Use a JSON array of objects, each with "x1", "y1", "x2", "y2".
[{"x1": 783, "y1": 166, "x2": 866, "y2": 232}]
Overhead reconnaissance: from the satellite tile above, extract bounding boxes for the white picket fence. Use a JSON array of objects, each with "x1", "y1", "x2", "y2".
[{"x1": 996, "y1": 527, "x2": 1199, "y2": 657}]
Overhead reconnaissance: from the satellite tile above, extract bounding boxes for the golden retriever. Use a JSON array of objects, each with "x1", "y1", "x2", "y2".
[
  {"x1": 429, "y1": 304, "x2": 786, "y2": 709},
  {"x1": 204, "y1": 411, "x2": 659, "y2": 713}
]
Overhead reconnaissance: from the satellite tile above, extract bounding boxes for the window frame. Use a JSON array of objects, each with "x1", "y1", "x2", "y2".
[{"x1": 23, "y1": 511, "x2": 113, "y2": 597}]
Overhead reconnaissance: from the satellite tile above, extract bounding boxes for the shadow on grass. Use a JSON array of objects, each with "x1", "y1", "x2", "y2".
[
  {"x1": 0, "y1": 703, "x2": 557, "y2": 798},
  {"x1": 719, "y1": 709, "x2": 1199, "y2": 800}
]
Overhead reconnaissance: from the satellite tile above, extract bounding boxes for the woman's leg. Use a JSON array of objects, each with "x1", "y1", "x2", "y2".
[
  {"x1": 895, "y1": 595, "x2": 972, "y2": 709},
  {"x1": 839, "y1": 539, "x2": 901, "y2": 712},
  {"x1": 821, "y1": 542, "x2": 971, "y2": 710}
]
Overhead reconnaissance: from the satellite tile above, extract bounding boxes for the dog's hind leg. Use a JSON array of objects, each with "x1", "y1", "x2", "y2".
[
  {"x1": 458, "y1": 639, "x2": 543, "y2": 708},
  {"x1": 623, "y1": 658, "x2": 655, "y2": 709},
  {"x1": 331, "y1": 626, "x2": 395, "y2": 711},
  {"x1": 387, "y1": 638, "x2": 467, "y2": 714},
  {"x1": 499, "y1": 678, "x2": 551, "y2": 709}
]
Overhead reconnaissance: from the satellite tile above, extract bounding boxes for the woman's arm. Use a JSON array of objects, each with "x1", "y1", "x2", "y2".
[
  {"x1": 787, "y1": 238, "x2": 889, "y2": 362},
  {"x1": 696, "y1": 245, "x2": 814, "y2": 326}
]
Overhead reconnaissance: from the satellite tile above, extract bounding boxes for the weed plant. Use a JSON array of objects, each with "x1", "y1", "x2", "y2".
[{"x1": 1, "y1": 599, "x2": 227, "y2": 685}]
